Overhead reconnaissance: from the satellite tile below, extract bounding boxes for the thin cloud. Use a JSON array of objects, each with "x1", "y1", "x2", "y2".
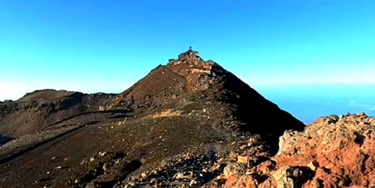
[{"x1": 349, "y1": 101, "x2": 375, "y2": 111}]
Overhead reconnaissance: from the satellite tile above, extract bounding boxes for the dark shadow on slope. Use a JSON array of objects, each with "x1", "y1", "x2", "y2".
[
  {"x1": 0, "y1": 121, "x2": 99, "y2": 165},
  {"x1": 48, "y1": 109, "x2": 134, "y2": 127},
  {"x1": 211, "y1": 64, "x2": 305, "y2": 155},
  {"x1": 0, "y1": 135, "x2": 14, "y2": 146}
]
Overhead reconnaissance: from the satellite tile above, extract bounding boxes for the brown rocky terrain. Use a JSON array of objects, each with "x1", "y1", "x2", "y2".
[
  {"x1": 0, "y1": 49, "x2": 305, "y2": 188},
  {"x1": 206, "y1": 112, "x2": 375, "y2": 188},
  {"x1": 1, "y1": 48, "x2": 372, "y2": 188},
  {"x1": 0, "y1": 90, "x2": 117, "y2": 137}
]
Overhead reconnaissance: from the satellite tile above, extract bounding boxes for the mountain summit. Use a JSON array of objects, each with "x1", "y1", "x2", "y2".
[
  {"x1": 0, "y1": 50, "x2": 304, "y2": 187},
  {"x1": 107, "y1": 48, "x2": 304, "y2": 134}
]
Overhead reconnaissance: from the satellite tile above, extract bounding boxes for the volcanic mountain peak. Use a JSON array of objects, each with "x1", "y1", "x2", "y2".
[
  {"x1": 0, "y1": 49, "x2": 309, "y2": 188},
  {"x1": 166, "y1": 48, "x2": 225, "y2": 77},
  {"x1": 105, "y1": 49, "x2": 304, "y2": 137},
  {"x1": 104, "y1": 49, "x2": 232, "y2": 111},
  {"x1": 1, "y1": 49, "x2": 374, "y2": 188}
]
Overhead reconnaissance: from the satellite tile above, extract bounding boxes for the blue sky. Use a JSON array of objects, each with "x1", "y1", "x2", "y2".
[{"x1": 1, "y1": 1, "x2": 375, "y2": 100}]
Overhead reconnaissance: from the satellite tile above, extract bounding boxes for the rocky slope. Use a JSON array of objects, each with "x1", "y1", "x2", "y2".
[
  {"x1": 0, "y1": 90, "x2": 117, "y2": 137},
  {"x1": 107, "y1": 49, "x2": 304, "y2": 141},
  {"x1": 208, "y1": 112, "x2": 375, "y2": 188},
  {"x1": 0, "y1": 49, "x2": 305, "y2": 188}
]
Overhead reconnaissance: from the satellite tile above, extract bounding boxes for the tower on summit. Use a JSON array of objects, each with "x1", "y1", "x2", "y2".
[{"x1": 188, "y1": 46, "x2": 193, "y2": 52}]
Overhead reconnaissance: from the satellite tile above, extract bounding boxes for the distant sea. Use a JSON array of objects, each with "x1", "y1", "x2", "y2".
[{"x1": 255, "y1": 83, "x2": 375, "y2": 124}]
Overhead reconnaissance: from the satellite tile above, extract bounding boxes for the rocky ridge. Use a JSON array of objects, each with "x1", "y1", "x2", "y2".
[{"x1": 0, "y1": 90, "x2": 117, "y2": 137}]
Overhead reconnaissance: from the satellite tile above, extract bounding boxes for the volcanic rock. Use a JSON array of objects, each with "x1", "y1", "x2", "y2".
[
  {"x1": 218, "y1": 112, "x2": 375, "y2": 188},
  {"x1": 273, "y1": 113, "x2": 375, "y2": 187}
]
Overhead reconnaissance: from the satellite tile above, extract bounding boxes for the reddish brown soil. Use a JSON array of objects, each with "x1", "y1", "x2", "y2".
[{"x1": 207, "y1": 113, "x2": 375, "y2": 188}]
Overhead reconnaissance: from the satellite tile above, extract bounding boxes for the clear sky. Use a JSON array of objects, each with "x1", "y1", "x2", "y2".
[{"x1": 1, "y1": 1, "x2": 375, "y2": 100}]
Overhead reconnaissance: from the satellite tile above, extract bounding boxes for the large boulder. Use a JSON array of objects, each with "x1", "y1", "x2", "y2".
[{"x1": 220, "y1": 113, "x2": 375, "y2": 188}]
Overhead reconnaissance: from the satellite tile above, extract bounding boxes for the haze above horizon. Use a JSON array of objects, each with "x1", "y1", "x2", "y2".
[{"x1": 1, "y1": 1, "x2": 375, "y2": 100}]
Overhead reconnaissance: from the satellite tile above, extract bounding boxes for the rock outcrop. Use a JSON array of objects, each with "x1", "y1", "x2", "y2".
[{"x1": 211, "y1": 112, "x2": 375, "y2": 188}]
